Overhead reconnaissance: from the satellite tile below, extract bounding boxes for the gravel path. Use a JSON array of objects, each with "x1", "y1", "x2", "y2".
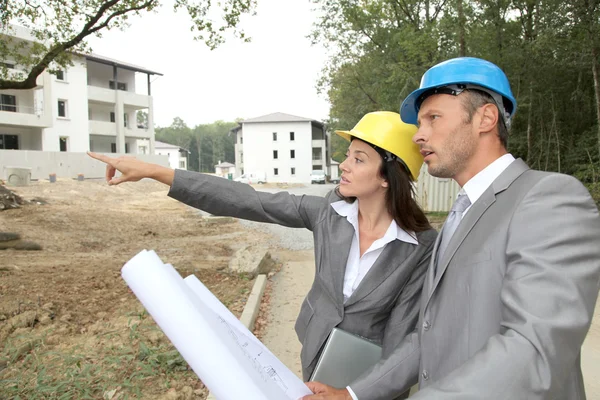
[{"x1": 238, "y1": 184, "x2": 334, "y2": 251}]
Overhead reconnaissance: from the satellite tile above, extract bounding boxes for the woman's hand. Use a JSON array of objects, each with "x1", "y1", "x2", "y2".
[{"x1": 87, "y1": 152, "x2": 174, "y2": 186}]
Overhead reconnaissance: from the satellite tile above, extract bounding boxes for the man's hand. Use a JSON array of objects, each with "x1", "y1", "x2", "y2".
[{"x1": 302, "y1": 382, "x2": 353, "y2": 400}]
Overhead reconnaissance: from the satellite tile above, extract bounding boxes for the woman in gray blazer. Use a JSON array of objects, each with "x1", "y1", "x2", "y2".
[{"x1": 88, "y1": 111, "x2": 437, "y2": 399}]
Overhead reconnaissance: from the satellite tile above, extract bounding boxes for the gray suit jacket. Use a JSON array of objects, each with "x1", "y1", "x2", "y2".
[
  {"x1": 168, "y1": 170, "x2": 437, "y2": 383},
  {"x1": 350, "y1": 159, "x2": 600, "y2": 400}
]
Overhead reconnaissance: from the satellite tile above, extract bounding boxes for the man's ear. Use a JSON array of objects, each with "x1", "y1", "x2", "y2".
[{"x1": 479, "y1": 103, "x2": 498, "y2": 133}]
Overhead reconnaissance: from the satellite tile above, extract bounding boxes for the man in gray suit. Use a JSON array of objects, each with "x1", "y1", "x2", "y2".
[{"x1": 304, "y1": 57, "x2": 600, "y2": 400}]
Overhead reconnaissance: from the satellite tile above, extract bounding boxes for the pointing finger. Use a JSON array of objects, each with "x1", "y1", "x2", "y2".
[{"x1": 87, "y1": 151, "x2": 114, "y2": 166}]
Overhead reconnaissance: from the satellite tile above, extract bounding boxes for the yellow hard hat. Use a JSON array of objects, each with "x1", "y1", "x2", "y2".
[{"x1": 335, "y1": 111, "x2": 423, "y2": 181}]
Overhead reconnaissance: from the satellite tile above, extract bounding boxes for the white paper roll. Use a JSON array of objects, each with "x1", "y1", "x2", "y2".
[{"x1": 121, "y1": 250, "x2": 311, "y2": 400}]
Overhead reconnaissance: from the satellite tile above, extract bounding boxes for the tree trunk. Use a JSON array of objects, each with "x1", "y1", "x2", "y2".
[
  {"x1": 592, "y1": 43, "x2": 600, "y2": 161},
  {"x1": 458, "y1": 0, "x2": 466, "y2": 56},
  {"x1": 495, "y1": 0, "x2": 503, "y2": 58},
  {"x1": 526, "y1": 85, "x2": 534, "y2": 163}
]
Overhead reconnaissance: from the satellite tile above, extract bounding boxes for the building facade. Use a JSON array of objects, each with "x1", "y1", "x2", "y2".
[
  {"x1": 215, "y1": 161, "x2": 236, "y2": 178},
  {"x1": 233, "y1": 112, "x2": 330, "y2": 184},
  {"x1": 0, "y1": 25, "x2": 161, "y2": 155},
  {"x1": 154, "y1": 141, "x2": 188, "y2": 170}
]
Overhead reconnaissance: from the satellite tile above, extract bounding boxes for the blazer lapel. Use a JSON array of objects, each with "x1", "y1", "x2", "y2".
[
  {"x1": 423, "y1": 231, "x2": 442, "y2": 303},
  {"x1": 424, "y1": 158, "x2": 530, "y2": 310},
  {"x1": 328, "y1": 215, "x2": 354, "y2": 308},
  {"x1": 344, "y1": 241, "x2": 416, "y2": 307}
]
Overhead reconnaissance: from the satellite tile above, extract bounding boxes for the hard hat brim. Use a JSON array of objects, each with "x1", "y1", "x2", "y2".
[
  {"x1": 400, "y1": 87, "x2": 431, "y2": 125},
  {"x1": 334, "y1": 128, "x2": 376, "y2": 147}
]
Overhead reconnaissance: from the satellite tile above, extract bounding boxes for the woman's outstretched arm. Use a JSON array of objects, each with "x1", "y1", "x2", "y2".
[{"x1": 87, "y1": 151, "x2": 175, "y2": 186}]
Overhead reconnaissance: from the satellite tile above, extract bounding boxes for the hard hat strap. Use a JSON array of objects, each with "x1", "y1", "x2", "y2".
[{"x1": 368, "y1": 142, "x2": 412, "y2": 178}]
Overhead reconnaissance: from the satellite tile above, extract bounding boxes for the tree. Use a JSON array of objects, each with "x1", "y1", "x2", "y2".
[
  {"x1": 155, "y1": 118, "x2": 237, "y2": 172},
  {"x1": 136, "y1": 110, "x2": 148, "y2": 128},
  {"x1": 155, "y1": 116, "x2": 193, "y2": 150},
  {"x1": 188, "y1": 136, "x2": 200, "y2": 172},
  {"x1": 0, "y1": 0, "x2": 256, "y2": 90},
  {"x1": 313, "y1": 0, "x2": 600, "y2": 186}
]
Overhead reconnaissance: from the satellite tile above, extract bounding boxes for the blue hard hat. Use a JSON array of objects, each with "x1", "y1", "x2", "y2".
[{"x1": 400, "y1": 57, "x2": 517, "y2": 125}]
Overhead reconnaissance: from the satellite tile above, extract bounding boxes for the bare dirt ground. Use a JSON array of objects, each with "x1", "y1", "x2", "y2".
[{"x1": 0, "y1": 178, "x2": 274, "y2": 400}]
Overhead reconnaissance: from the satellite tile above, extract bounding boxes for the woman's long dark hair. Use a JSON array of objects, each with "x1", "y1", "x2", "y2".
[{"x1": 335, "y1": 140, "x2": 432, "y2": 234}]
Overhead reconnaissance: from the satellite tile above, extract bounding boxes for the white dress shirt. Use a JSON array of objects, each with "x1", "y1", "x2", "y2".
[
  {"x1": 331, "y1": 199, "x2": 418, "y2": 303},
  {"x1": 331, "y1": 199, "x2": 418, "y2": 400},
  {"x1": 460, "y1": 153, "x2": 516, "y2": 217}
]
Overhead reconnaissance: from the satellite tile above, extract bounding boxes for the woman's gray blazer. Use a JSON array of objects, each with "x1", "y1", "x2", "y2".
[{"x1": 168, "y1": 170, "x2": 436, "y2": 385}]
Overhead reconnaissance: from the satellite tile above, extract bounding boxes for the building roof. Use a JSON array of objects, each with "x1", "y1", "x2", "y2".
[
  {"x1": 155, "y1": 141, "x2": 188, "y2": 152},
  {"x1": 330, "y1": 159, "x2": 340, "y2": 165},
  {"x1": 215, "y1": 161, "x2": 235, "y2": 168},
  {"x1": 85, "y1": 53, "x2": 163, "y2": 76},
  {"x1": 242, "y1": 112, "x2": 323, "y2": 127},
  {"x1": 3, "y1": 24, "x2": 162, "y2": 76}
]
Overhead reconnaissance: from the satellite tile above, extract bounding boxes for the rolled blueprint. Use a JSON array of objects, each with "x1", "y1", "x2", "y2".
[{"x1": 121, "y1": 249, "x2": 312, "y2": 400}]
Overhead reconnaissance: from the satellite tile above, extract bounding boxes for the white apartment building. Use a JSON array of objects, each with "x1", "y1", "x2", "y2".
[
  {"x1": 232, "y1": 112, "x2": 330, "y2": 184},
  {"x1": 154, "y1": 140, "x2": 188, "y2": 170},
  {"x1": 0, "y1": 25, "x2": 161, "y2": 155}
]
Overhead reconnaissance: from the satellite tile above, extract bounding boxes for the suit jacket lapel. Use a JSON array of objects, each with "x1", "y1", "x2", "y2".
[
  {"x1": 423, "y1": 230, "x2": 442, "y2": 304},
  {"x1": 328, "y1": 215, "x2": 354, "y2": 309},
  {"x1": 344, "y1": 241, "x2": 416, "y2": 307},
  {"x1": 424, "y1": 159, "x2": 530, "y2": 310}
]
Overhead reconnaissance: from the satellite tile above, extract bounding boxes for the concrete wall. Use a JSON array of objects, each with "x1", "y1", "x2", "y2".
[
  {"x1": 0, "y1": 150, "x2": 169, "y2": 180},
  {"x1": 240, "y1": 121, "x2": 315, "y2": 183}
]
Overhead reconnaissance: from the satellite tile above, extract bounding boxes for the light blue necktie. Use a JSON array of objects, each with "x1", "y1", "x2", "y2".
[{"x1": 435, "y1": 193, "x2": 471, "y2": 274}]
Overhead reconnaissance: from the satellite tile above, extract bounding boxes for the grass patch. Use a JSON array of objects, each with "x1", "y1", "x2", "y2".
[
  {"x1": 425, "y1": 211, "x2": 449, "y2": 218},
  {"x1": 425, "y1": 211, "x2": 448, "y2": 230},
  {"x1": 0, "y1": 311, "x2": 205, "y2": 399}
]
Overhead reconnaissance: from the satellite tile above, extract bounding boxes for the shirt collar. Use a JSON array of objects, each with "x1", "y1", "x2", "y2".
[
  {"x1": 462, "y1": 153, "x2": 515, "y2": 206},
  {"x1": 331, "y1": 200, "x2": 418, "y2": 245}
]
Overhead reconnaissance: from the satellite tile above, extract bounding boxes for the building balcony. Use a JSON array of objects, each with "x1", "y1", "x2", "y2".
[
  {"x1": 0, "y1": 106, "x2": 51, "y2": 128},
  {"x1": 87, "y1": 85, "x2": 116, "y2": 104},
  {"x1": 89, "y1": 120, "x2": 116, "y2": 136},
  {"x1": 126, "y1": 126, "x2": 152, "y2": 139},
  {"x1": 312, "y1": 139, "x2": 326, "y2": 148},
  {"x1": 89, "y1": 120, "x2": 152, "y2": 139},
  {"x1": 87, "y1": 85, "x2": 150, "y2": 109},
  {"x1": 121, "y1": 91, "x2": 149, "y2": 109}
]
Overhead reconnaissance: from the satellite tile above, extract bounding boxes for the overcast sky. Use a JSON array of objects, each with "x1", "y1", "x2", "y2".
[{"x1": 86, "y1": 0, "x2": 331, "y2": 128}]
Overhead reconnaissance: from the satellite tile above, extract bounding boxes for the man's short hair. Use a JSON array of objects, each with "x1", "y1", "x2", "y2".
[{"x1": 461, "y1": 89, "x2": 509, "y2": 148}]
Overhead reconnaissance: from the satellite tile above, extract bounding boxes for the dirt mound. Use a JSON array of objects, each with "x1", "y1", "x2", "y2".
[{"x1": 0, "y1": 185, "x2": 28, "y2": 211}]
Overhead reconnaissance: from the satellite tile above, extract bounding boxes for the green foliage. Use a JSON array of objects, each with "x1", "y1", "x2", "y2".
[
  {"x1": 0, "y1": 0, "x2": 256, "y2": 90},
  {"x1": 585, "y1": 183, "x2": 600, "y2": 208},
  {"x1": 312, "y1": 0, "x2": 600, "y2": 181},
  {"x1": 155, "y1": 117, "x2": 237, "y2": 173}
]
